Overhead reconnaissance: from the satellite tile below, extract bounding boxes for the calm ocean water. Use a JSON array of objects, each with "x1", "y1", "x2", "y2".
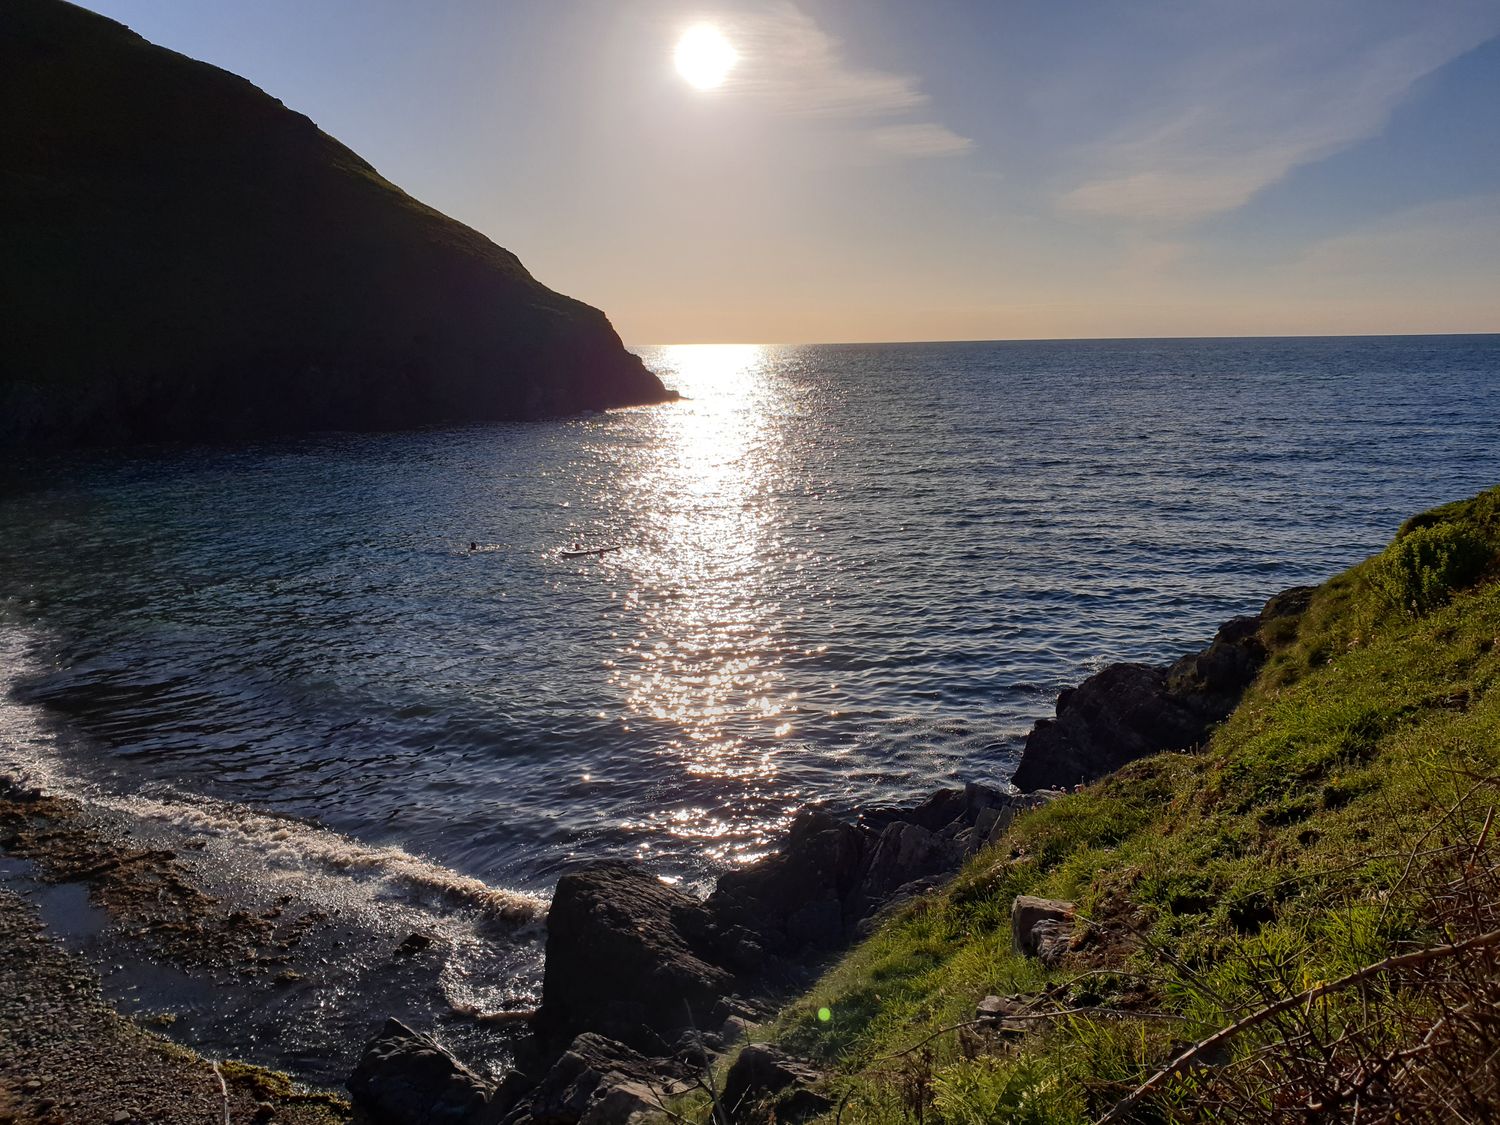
[{"x1": 1, "y1": 334, "x2": 1498, "y2": 1075}]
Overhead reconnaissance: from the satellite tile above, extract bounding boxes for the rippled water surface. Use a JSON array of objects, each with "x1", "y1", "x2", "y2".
[{"x1": 4, "y1": 336, "x2": 1500, "y2": 892}]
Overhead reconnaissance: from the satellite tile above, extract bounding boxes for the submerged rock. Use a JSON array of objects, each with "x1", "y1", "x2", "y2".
[
  {"x1": 348, "y1": 1018, "x2": 494, "y2": 1125},
  {"x1": 1, "y1": 0, "x2": 673, "y2": 448},
  {"x1": 1011, "y1": 587, "x2": 1314, "y2": 791}
]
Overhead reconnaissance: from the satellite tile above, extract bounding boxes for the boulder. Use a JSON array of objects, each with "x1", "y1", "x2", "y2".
[
  {"x1": 347, "y1": 1018, "x2": 494, "y2": 1125},
  {"x1": 536, "y1": 791, "x2": 1058, "y2": 1074},
  {"x1": 720, "y1": 1045, "x2": 831, "y2": 1122},
  {"x1": 1011, "y1": 587, "x2": 1314, "y2": 792},
  {"x1": 708, "y1": 809, "x2": 868, "y2": 954},
  {"x1": 514, "y1": 1033, "x2": 679, "y2": 1125},
  {"x1": 1011, "y1": 896, "x2": 1076, "y2": 964},
  {"x1": 536, "y1": 863, "x2": 740, "y2": 1052},
  {"x1": 1011, "y1": 663, "x2": 1204, "y2": 791}
]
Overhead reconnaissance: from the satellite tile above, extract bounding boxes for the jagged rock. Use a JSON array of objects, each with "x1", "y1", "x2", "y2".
[
  {"x1": 1011, "y1": 896, "x2": 1076, "y2": 964},
  {"x1": 536, "y1": 863, "x2": 739, "y2": 1052},
  {"x1": 347, "y1": 1018, "x2": 494, "y2": 1125},
  {"x1": 1012, "y1": 662, "x2": 1205, "y2": 791},
  {"x1": 720, "y1": 1045, "x2": 831, "y2": 1122},
  {"x1": 535, "y1": 791, "x2": 1054, "y2": 1073},
  {"x1": 1011, "y1": 587, "x2": 1315, "y2": 791},
  {"x1": 709, "y1": 810, "x2": 867, "y2": 954},
  {"x1": 512, "y1": 1034, "x2": 680, "y2": 1125},
  {"x1": 856, "y1": 821, "x2": 963, "y2": 907}
]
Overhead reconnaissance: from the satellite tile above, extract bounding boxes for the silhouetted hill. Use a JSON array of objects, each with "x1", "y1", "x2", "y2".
[{"x1": 0, "y1": 0, "x2": 673, "y2": 447}]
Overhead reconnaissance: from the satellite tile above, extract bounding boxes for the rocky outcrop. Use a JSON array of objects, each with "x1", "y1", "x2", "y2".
[
  {"x1": 507, "y1": 1034, "x2": 685, "y2": 1125},
  {"x1": 1010, "y1": 587, "x2": 1314, "y2": 791},
  {"x1": 533, "y1": 785, "x2": 1052, "y2": 1056},
  {"x1": 0, "y1": 0, "x2": 673, "y2": 448},
  {"x1": 348, "y1": 1018, "x2": 495, "y2": 1125},
  {"x1": 535, "y1": 863, "x2": 751, "y2": 1053},
  {"x1": 710, "y1": 783, "x2": 1047, "y2": 959},
  {"x1": 720, "y1": 1045, "x2": 831, "y2": 1122}
]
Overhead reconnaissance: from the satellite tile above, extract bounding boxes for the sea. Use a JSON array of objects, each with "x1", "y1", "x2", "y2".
[{"x1": 1, "y1": 335, "x2": 1497, "y2": 1080}]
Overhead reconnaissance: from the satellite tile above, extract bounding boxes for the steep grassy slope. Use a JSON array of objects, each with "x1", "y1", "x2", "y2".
[
  {"x1": 738, "y1": 486, "x2": 1500, "y2": 1122},
  {"x1": 0, "y1": 0, "x2": 670, "y2": 446}
]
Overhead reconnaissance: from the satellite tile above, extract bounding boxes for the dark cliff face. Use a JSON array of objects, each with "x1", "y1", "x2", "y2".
[{"x1": 0, "y1": 0, "x2": 674, "y2": 447}]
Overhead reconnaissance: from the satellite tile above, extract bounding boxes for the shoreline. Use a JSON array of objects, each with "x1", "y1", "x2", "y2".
[
  {"x1": 0, "y1": 879, "x2": 347, "y2": 1124},
  {"x1": 0, "y1": 580, "x2": 1294, "y2": 1122}
]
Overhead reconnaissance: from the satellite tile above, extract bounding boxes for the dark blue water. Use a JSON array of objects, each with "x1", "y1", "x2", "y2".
[{"x1": 3, "y1": 336, "x2": 1499, "y2": 893}]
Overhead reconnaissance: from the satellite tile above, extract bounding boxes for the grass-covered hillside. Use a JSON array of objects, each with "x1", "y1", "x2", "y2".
[
  {"x1": 0, "y1": 0, "x2": 669, "y2": 446},
  {"x1": 737, "y1": 486, "x2": 1500, "y2": 1122}
]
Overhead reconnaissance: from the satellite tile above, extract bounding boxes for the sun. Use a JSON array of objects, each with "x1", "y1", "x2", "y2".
[{"x1": 674, "y1": 25, "x2": 737, "y2": 90}]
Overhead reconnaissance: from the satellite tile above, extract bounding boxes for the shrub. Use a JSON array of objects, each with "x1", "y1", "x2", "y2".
[{"x1": 1372, "y1": 521, "x2": 1488, "y2": 615}]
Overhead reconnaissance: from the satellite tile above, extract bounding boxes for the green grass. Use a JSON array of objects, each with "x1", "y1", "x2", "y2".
[{"x1": 733, "y1": 485, "x2": 1500, "y2": 1123}]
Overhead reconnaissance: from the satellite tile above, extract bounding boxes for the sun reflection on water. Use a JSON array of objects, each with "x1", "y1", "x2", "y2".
[{"x1": 610, "y1": 344, "x2": 803, "y2": 866}]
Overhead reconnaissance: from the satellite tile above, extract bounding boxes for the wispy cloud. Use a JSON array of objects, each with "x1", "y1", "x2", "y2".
[
  {"x1": 722, "y1": 2, "x2": 971, "y2": 159},
  {"x1": 1059, "y1": 5, "x2": 1500, "y2": 223},
  {"x1": 867, "y1": 122, "x2": 973, "y2": 159}
]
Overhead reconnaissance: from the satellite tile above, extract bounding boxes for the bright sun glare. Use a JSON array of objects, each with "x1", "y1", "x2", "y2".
[{"x1": 674, "y1": 25, "x2": 737, "y2": 90}]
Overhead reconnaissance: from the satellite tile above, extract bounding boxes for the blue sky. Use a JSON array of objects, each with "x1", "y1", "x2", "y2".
[{"x1": 78, "y1": 0, "x2": 1500, "y2": 342}]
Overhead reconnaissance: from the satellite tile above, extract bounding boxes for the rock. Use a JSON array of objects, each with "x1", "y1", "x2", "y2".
[
  {"x1": 0, "y1": 0, "x2": 674, "y2": 449},
  {"x1": 720, "y1": 1045, "x2": 831, "y2": 1122},
  {"x1": 347, "y1": 1018, "x2": 493, "y2": 1124},
  {"x1": 536, "y1": 863, "x2": 737, "y2": 1052},
  {"x1": 856, "y1": 821, "x2": 963, "y2": 906},
  {"x1": 1012, "y1": 662, "x2": 1205, "y2": 791},
  {"x1": 974, "y1": 994, "x2": 1031, "y2": 1036},
  {"x1": 905, "y1": 788, "x2": 970, "y2": 831},
  {"x1": 709, "y1": 809, "x2": 868, "y2": 954},
  {"x1": 396, "y1": 932, "x2": 437, "y2": 958},
  {"x1": 1011, "y1": 896, "x2": 1076, "y2": 964},
  {"x1": 719, "y1": 1015, "x2": 756, "y2": 1046},
  {"x1": 1011, "y1": 588, "x2": 1314, "y2": 791},
  {"x1": 517, "y1": 1033, "x2": 680, "y2": 1124}
]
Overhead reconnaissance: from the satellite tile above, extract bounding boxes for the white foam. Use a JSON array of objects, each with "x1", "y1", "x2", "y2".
[{"x1": 0, "y1": 620, "x2": 545, "y2": 936}]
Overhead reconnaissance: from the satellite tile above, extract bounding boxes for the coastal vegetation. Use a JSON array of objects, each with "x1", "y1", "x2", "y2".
[{"x1": 708, "y1": 485, "x2": 1500, "y2": 1122}]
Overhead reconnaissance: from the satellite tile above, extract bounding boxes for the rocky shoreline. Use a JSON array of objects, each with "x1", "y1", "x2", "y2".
[
  {"x1": 345, "y1": 584, "x2": 1311, "y2": 1124},
  {"x1": 0, "y1": 585, "x2": 1307, "y2": 1123}
]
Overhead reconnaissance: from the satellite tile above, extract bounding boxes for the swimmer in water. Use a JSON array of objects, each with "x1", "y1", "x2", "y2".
[{"x1": 469, "y1": 542, "x2": 477, "y2": 551}]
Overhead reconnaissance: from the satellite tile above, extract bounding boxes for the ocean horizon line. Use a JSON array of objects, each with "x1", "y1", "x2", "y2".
[{"x1": 630, "y1": 329, "x2": 1500, "y2": 350}]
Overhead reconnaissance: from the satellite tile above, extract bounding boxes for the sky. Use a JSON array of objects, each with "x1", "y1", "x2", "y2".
[{"x1": 78, "y1": 0, "x2": 1500, "y2": 343}]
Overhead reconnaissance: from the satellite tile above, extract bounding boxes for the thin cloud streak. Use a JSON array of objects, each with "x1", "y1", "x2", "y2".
[
  {"x1": 867, "y1": 122, "x2": 973, "y2": 159},
  {"x1": 1060, "y1": 9, "x2": 1500, "y2": 223},
  {"x1": 723, "y1": 2, "x2": 971, "y2": 159}
]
